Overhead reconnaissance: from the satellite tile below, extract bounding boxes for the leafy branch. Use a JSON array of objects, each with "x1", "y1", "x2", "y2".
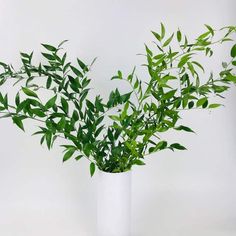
[{"x1": 0, "y1": 24, "x2": 235, "y2": 175}]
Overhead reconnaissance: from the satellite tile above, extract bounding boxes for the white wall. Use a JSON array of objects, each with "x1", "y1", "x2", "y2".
[{"x1": 0, "y1": 0, "x2": 235, "y2": 235}]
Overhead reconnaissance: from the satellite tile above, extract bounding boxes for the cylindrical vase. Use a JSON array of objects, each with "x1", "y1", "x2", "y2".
[{"x1": 97, "y1": 170, "x2": 131, "y2": 236}]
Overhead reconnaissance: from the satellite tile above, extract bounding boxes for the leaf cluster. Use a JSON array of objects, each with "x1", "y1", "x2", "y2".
[{"x1": 0, "y1": 24, "x2": 236, "y2": 176}]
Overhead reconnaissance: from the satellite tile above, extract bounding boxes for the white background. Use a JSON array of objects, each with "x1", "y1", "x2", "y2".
[{"x1": 0, "y1": 0, "x2": 236, "y2": 235}]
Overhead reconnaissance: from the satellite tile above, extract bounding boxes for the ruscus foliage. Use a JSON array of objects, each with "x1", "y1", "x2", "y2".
[{"x1": 0, "y1": 24, "x2": 236, "y2": 176}]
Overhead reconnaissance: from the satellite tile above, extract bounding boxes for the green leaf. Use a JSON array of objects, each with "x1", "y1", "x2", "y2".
[
  {"x1": 41, "y1": 44, "x2": 57, "y2": 52},
  {"x1": 156, "y1": 141, "x2": 168, "y2": 150},
  {"x1": 32, "y1": 109, "x2": 46, "y2": 117},
  {"x1": 84, "y1": 143, "x2": 92, "y2": 157},
  {"x1": 120, "y1": 92, "x2": 132, "y2": 103},
  {"x1": 95, "y1": 125, "x2": 104, "y2": 137},
  {"x1": 12, "y1": 116, "x2": 25, "y2": 131},
  {"x1": 77, "y1": 58, "x2": 88, "y2": 72},
  {"x1": 118, "y1": 70, "x2": 122, "y2": 78},
  {"x1": 58, "y1": 40, "x2": 69, "y2": 48},
  {"x1": 160, "y1": 22, "x2": 165, "y2": 39},
  {"x1": 0, "y1": 78, "x2": 6, "y2": 87},
  {"x1": 134, "y1": 159, "x2": 145, "y2": 165},
  {"x1": 70, "y1": 66, "x2": 83, "y2": 77},
  {"x1": 162, "y1": 89, "x2": 176, "y2": 100},
  {"x1": 57, "y1": 116, "x2": 66, "y2": 130},
  {"x1": 95, "y1": 97, "x2": 104, "y2": 112},
  {"x1": 149, "y1": 141, "x2": 168, "y2": 153},
  {"x1": 121, "y1": 101, "x2": 129, "y2": 119},
  {"x1": 202, "y1": 99, "x2": 208, "y2": 108},
  {"x1": 204, "y1": 24, "x2": 214, "y2": 36},
  {"x1": 61, "y1": 53, "x2": 67, "y2": 65},
  {"x1": 107, "y1": 128, "x2": 113, "y2": 141},
  {"x1": 22, "y1": 87, "x2": 38, "y2": 98},
  {"x1": 177, "y1": 29, "x2": 182, "y2": 42},
  {"x1": 40, "y1": 135, "x2": 45, "y2": 145},
  {"x1": 212, "y1": 85, "x2": 229, "y2": 93},
  {"x1": 90, "y1": 162, "x2": 96, "y2": 177},
  {"x1": 16, "y1": 100, "x2": 27, "y2": 113},
  {"x1": 15, "y1": 93, "x2": 20, "y2": 106},
  {"x1": 197, "y1": 31, "x2": 211, "y2": 40},
  {"x1": 178, "y1": 53, "x2": 193, "y2": 68},
  {"x1": 197, "y1": 97, "x2": 207, "y2": 107},
  {"x1": 225, "y1": 74, "x2": 236, "y2": 83},
  {"x1": 82, "y1": 78, "x2": 91, "y2": 88},
  {"x1": 72, "y1": 110, "x2": 79, "y2": 121},
  {"x1": 163, "y1": 33, "x2": 174, "y2": 47},
  {"x1": 145, "y1": 44, "x2": 153, "y2": 56},
  {"x1": 32, "y1": 130, "x2": 44, "y2": 137},
  {"x1": 86, "y1": 100, "x2": 95, "y2": 111},
  {"x1": 0, "y1": 61, "x2": 7, "y2": 68},
  {"x1": 109, "y1": 115, "x2": 120, "y2": 122},
  {"x1": 75, "y1": 155, "x2": 83, "y2": 161},
  {"x1": 0, "y1": 93, "x2": 3, "y2": 104},
  {"x1": 175, "y1": 125, "x2": 195, "y2": 133},
  {"x1": 61, "y1": 97, "x2": 69, "y2": 114},
  {"x1": 42, "y1": 53, "x2": 55, "y2": 61},
  {"x1": 46, "y1": 131, "x2": 52, "y2": 149},
  {"x1": 187, "y1": 62, "x2": 195, "y2": 76},
  {"x1": 192, "y1": 61, "x2": 205, "y2": 72},
  {"x1": 170, "y1": 143, "x2": 187, "y2": 150},
  {"x1": 151, "y1": 31, "x2": 161, "y2": 41},
  {"x1": 46, "y1": 76, "x2": 52, "y2": 89},
  {"x1": 188, "y1": 101, "x2": 194, "y2": 109},
  {"x1": 208, "y1": 103, "x2": 222, "y2": 109},
  {"x1": 111, "y1": 75, "x2": 120, "y2": 80},
  {"x1": 230, "y1": 44, "x2": 236, "y2": 58},
  {"x1": 63, "y1": 148, "x2": 75, "y2": 162},
  {"x1": 134, "y1": 79, "x2": 139, "y2": 89},
  {"x1": 20, "y1": 52, "x2": 30, "y2": 58},
  {"x1": 45, "y1": 95, "x2": 57, "y2": 109}
]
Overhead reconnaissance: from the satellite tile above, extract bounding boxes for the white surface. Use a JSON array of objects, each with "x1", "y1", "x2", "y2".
[
  {"x1": 0, "y1": 0, "x2": 236, "y2": 236},
  {"x1": 97, "y1": 171, "x2": 131, "y2": 236}
]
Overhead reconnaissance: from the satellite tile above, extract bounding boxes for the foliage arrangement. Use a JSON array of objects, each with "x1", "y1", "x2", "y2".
[{"x1": 0, "y1": 24, "x2": 236, "y2": 176}]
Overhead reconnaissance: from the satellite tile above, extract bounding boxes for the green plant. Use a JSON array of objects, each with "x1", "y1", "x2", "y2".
[{"x1": 0, "y1": 24, "x2": 235, "y2": 176}]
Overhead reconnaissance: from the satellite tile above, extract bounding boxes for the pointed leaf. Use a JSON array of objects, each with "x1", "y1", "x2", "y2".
[
  {"x1": 174, "y1": 125, "x2": 195, "y2": 133},
  {"x1": 208, "y1": 103, "x2": 222, "y2": 109},
  {"x1": 160, "y1": 23, "x2": 165, "y2": 39},
  {"x1": 12, "y1": 116, "x2": 25, "y2": 131},
  {"x1": 45, "y1": 95, "x2": 57, "y2": 109},
  {"x1": 90, "y1": 162, "x2": 96, "y2": 177},
  {"x1": 63, "y1": 148, "x2": 75, "y2": 162},
  {"x1": 230, "y1": 44, "x2": 236, "y2": 58},
  {"x1": 22, "y1": 87, "x2": 38, "y2": 98},
  {"x1": 163, "y1": 33, "x2": 174, "y2": 47},
  {"x1": 41, "y1": 44, "x2": 57, "y2": 52},
  {"x1": 170, "y1": 143, "x2": 187, "y2": 150},
  {"x1": 70, "y1": 66, "x2": 83, "y2": 77}
]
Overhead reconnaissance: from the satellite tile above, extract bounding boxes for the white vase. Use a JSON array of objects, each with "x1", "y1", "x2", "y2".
[{"x1": 97, "y1": 170, "x2": 131, "y2": 236}]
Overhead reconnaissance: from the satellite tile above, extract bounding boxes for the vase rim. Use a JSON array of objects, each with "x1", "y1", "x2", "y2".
[{"x1": 98, "y1": 169, "x2": 131, "y2": 175}]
